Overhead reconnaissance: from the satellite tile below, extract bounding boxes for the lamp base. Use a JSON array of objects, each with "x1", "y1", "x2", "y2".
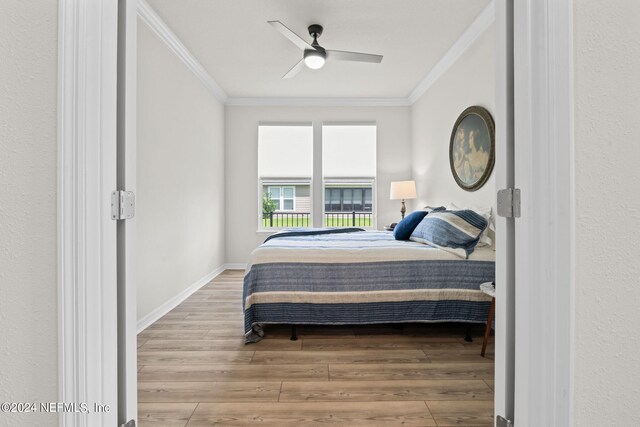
[{"x1": 400, "y1": 199, "x2": 406, "y2": 219}]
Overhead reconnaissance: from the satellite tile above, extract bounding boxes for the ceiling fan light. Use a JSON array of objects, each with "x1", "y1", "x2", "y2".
[{"x1": 304, "y1": 49, "x2": 326, "y2": 69}]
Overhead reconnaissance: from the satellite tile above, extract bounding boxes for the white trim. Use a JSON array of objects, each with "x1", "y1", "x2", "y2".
[
  {"x1": 513, "y1": 0, "x2": 574, "y2": 425},
  {"x1": 58, "y1": 0, "x2": 119, "y2": 425},
  {"x1": 136, "y1": 264, "x2": 244, "y2": 333},
  {"x1": 136, "y1": 0, "x2": 228, "y2": 103},
  {"x1": 407, "y1": 0, "x2": 495, "y2": 104},
  {"x1": 226, "y1": 97, "x2": 411, "y2": 107},
  {"x1": 137, "y1": 265, "x2": 226, "y2": 333}
]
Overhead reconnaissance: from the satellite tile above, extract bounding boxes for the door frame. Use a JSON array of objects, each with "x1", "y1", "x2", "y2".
[
  {"x1": 116, "y1": 0, "x2": 139, "y2": 424},
  {"x1": 512, "y1": 0, "x2": 575, "y2": 425},
  {"x1": 57, "y1": 0, "x2": 119, "y2": 426},
  {"x1": 57, "y1": 0, "x2": 575, "y2": 425},
  {"x1": 494, "y1": 0, "x2": 516, "y2": 423}
]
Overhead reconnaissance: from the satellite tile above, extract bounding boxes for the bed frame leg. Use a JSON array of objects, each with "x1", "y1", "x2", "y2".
[
  {"x1": 464, "y1": 325, "x2": 473, "y2": 342},
  {"x1": 290, "y1": 325, "x2": 298, "y2": 341}
]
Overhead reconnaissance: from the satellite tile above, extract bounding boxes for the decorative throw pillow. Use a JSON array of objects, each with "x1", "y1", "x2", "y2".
[
  {"x1": 409, "y1": 209, "x2": 489, "y2": 258},
  {"x1": 447, "y1": 203, "x2": 494, "y2": 249},
  {"x1": 393, "y1": 210, "x2": 428, "y2": 240}
]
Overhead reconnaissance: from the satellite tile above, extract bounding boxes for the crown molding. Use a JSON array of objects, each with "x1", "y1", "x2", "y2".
[
  {"x1": 137, "y1": 0, "x2": 228, "y2": 103},
  {"x1": 407, "y1": 0, "x2": 495, "y2": 104},
  {"x1": 225, "y1": 97, "x2": 411, "y2": 107}
]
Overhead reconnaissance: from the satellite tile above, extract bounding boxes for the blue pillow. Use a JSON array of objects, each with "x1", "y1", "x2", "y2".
[
  {"x1": 393, "y1": 210, "x2": 428, "y2": 240},
  {"x1": 409, "y1": 209, "x2": 488, "y2": 258}
]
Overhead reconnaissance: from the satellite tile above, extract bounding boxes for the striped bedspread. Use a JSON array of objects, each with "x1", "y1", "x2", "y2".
[{"x1": 243, "y1": 229, "x2": 495, "y2": 342}]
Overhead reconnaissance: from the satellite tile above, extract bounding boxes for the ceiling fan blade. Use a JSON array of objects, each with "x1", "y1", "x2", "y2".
[
  {"x1": 327, "y1": 50, "x2": 383, "y2": 63},
  {"x1": 282, "y1": 59, "x2": 305, "y2": 79},
  {"x1": 268, "y1": 21, "x2": 314, "y2": 51}
]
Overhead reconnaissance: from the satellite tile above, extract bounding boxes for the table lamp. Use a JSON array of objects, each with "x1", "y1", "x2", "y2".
[{"x1": 390, "y1": 180, "x2": 417, "y2": 219}]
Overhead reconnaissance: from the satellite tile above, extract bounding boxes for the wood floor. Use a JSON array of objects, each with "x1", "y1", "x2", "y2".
[{"x1": 137, "y1": 269, "x2": 495, "y2": 426}]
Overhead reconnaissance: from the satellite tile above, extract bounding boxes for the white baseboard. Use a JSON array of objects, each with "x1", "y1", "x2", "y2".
[
  {"x1": 224, "y1": 263, "x2": 247, "y2": 270},
  {"x1": 137, "y1": 264, "x2": 229, "y2": 333}
]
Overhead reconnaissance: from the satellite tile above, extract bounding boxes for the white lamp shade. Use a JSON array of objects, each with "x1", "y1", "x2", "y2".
[{"x1": 390, "y1": 180, "x2": 417, "y2": 200}]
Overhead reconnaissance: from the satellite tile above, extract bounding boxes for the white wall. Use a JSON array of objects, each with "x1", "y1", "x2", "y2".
[
  {"x1": 225, "y1": 106, "x2": 412, "y2": 263},
  {"x1": 411, "y1": 26, "x2": 495, "y2": 211},
  {"x1": 137, "y1": 21, "x2": 226, "y2": 321},
  {"x1": 0, "y1": 1, "x2": 58, "y2": 426},
  {"x1": 573, "y1": 1, "x2": 640, "y2": 425}
]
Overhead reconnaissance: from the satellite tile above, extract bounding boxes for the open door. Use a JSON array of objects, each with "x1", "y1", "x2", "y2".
[
  {"x1": 494, "y1": 0, "x2": 516, "y2": 425},
  {"x1": 117, "y1": 0, "x2": 138, "y2": 425}
]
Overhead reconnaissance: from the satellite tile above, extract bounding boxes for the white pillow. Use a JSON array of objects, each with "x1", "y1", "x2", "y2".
[{"x1": 447, "y1": 203, "x2": 495, "y2": 250}]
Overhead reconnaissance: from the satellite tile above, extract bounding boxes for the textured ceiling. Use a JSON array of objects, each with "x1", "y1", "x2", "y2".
[{"x1": 146, "y1": 0, "x2": 491, "y2": 98}]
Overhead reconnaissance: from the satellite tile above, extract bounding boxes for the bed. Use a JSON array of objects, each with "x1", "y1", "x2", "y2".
[{"x1": 243, "y1": 228, "x2": 495, "y2": 343}]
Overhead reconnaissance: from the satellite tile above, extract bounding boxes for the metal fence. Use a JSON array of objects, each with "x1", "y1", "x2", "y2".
[
  {"x1": 262, "y1": 211, "x2": 373, "y2": 228},
  {"x1": 262, "y1": 212, "x2": 311, "y2": 228},
  {"x1": 324, "y1": 212, "x2": 373, "y2": 227}
]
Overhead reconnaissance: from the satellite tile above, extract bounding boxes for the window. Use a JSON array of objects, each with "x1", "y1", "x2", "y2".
[
  {"x1": 267, "y1": 186, "x2": 295, "y2": 211},
  {"x1": 258, "y1": 122, "x2": 376, "y2": 229},
  {"x1": 258, "y1": 124, "x2": 313, "y2": 229},
  {"x1": 322, "y1": 124, "x2": 376, "y2": 228},
  {"x1": 324, "y1": 187, "x2": 373, "y2": 212}
]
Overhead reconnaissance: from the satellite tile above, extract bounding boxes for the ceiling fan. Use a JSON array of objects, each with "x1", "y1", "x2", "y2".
[{"x1": 267, "y1": 21, "x2": 383, "y2": 79}]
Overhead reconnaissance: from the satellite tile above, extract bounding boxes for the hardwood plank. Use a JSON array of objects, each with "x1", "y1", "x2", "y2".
[
  {"x1": 200, "y1": 284, "x2": 243, "y2": 290},
  {"x1": 202, "y1": 282, "x2": 243, "y2": 288},
  {"x1": 186, "y1": 402, "x2": 436, "y2": 426},
  {"x1": 138, "y1": 364, "x2": 327, "y2": 382},
  {"x1": 353, "y1": 324, "x2": 471, "y2": 338},
  {"x1": 251, "y1": 350, "x2": 429, "y2": 365},
  {"x1": 138, "y1": 403, "x2": 196, "y2": 427},
  {"x1": 157, "y1": 312, "x2": 189, "y2": 321},
  {"x1": 189, "y1": 289, "x2": 242, "y2": 296},
  {"x1": 484, "y1": 379, "x2": 495, "y2": 391},
  {"x1": 353, "y1": 333, "x2": 461, "y2": 343},
  {"x1": 184, "y1": 296, "x2": 242, "y2": 303},
  {"x1": 138, "y1": 381, "x2": 281, "y2": 403},
  {"x1": 171, "y1": 303, "x2": 241, "y2": 312},
  {"x1": 182, "y1": 312, "x2": 244, "y2": 321},
  {"x1": 329, "y1": 363, "x2": 494, "y2": 381},
  {"x1": 138, "y1": 330, "x2": 209, "y2": 341},
  {"x1": 174, "y1": 306, "x2": 241, "y2": 314},
  {"x1": 426, "y1": 351, "x2": 494, "y2": 364},
  {"x1": 426, "y1": 400, "x2": 494, "y2": 426},
  {"x1": 303, "y1": 338, "x2": 471, "y2": 351},
  {"x1": 139, "y1": 338, "x2": 301, "y2": 352},
  {"x1": 279, "y1": 380, "x2": 493, "y2": 402},
  {"x1": 200, "y1": 328, "x2": 248, "y2": 339},
  {"x1": 138, "y1": 350, "x2": 254, "y2": 365},
  {"x1": 147, "y1": 320, "x2": 244, "y2": 331},
  {"x1": 259, "y1": 325, "x2": 356, "y2": 339}
]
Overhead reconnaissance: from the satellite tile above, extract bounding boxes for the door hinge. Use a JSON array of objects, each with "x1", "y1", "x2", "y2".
[
  {"x1": 111, "y1": 190, "x2": 135, "y2": 220},
  {"x1": 497, "y1": 415, "x2": 514, "y2": 427},
  {"x1": 121, "y1": 420, "x2": 136, "y2": 427},
  {"x1": 497, "y1": 188, "x2": 521, "y2": 218}
]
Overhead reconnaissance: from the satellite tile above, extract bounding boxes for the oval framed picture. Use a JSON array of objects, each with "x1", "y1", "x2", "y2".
[{"x1": 449, "y1": 106, "x2": 495, "y2": 191}]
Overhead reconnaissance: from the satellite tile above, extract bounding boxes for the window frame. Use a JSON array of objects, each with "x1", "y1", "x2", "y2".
[
  {"x1": 322, "y1": 178, "x2": 377, "y2": 229},
  {"x1": 258, "y1": 178, "x2": 312, "y2": 231},
  {"x1": 257, "y1": 121, "x2": 377, "y2": 231},
  {"x1": 267, "y1": 185, "x2": 296, "y2": 212}
]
